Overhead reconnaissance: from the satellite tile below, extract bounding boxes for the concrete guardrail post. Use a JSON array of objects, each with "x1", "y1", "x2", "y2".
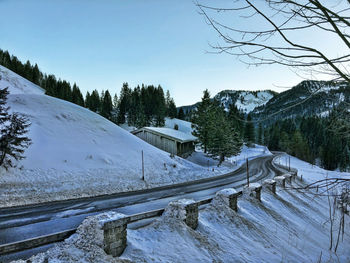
[
  {"x1": 292, "y1": 171, "x2": 298, "y2": 181},
  {"x1": 164, "y1": 199, "x2": 198, "y2": 229},
  {"x1": 185, "y1": 201, "x2": 199, "y2": 229},
  {"x1": 243, "y1": 183, "x2": 262, "y2": 201},
  {"x1": 283, "y1": 173, "x2": 293, "y2": 184},
  {"x1": 274, "y1": 176, "x2": 286, "y2": 188},
  {"x1": 263, "y1": 179, "x2": 276, "y2": 194},
  {"x1": 101, "y1": 214, "x2": 128, "y2": 257},
  {"x1": 212, "y1": 188, "x2": 239, "y2": 211}
]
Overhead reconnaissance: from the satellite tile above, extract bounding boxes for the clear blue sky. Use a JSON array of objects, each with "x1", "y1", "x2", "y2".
[{"x1": 0, "y1": 0, "x2": 305, "y2": 106}]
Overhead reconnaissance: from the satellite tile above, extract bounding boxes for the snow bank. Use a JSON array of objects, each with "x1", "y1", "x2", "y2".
[
  {"x1": 12, "y1": 211, "x2": 130, "y2": 263},
  {"x1": 276, "y1": 154, "x2": 350, "y2": 185},
  {"x1": 161, "y1": 199, "x2": 196, "y2": 223},
  {"x1": 16, "y1": 180, "x2": 350, "y2": 262},
  {"x1": 122, "y1": 186, "x2": 350, "y2": 262}
]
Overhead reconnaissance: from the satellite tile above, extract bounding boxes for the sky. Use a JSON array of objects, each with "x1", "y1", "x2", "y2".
[{"x1": 0, "y1": 0, "x2": 322, "y2": 106}]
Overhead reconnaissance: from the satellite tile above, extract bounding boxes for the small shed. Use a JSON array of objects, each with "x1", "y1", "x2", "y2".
[{"x1": 132, "y1": 127, "x2": 197, "y2": 157}]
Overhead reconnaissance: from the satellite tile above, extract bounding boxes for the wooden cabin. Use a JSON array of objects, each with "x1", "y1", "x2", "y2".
[{"x1": 132, "y1": 127, "x2": 197, "y2": 157}]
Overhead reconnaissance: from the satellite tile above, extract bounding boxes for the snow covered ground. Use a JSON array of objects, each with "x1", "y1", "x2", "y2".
[
  {"x1": 276, "y1": 153, "x2": 350, "y2": 186},
  {"x1": 16, "y1": 166, "x2": 350, "y2": 263},
  {"x1": 0, "y1": 66, "x2": 269, "y2": 208},
  {"x1": 187, "y1": 144, "x2": 271, "y2": 174}
]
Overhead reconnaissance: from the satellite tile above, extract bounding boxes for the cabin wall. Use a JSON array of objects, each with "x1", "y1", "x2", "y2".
[
  {"x1": 178, "y1": 141, "x2": 195, "y2": 158},
  {"x1": 134, "y1": 129, "x2": 195, "y2": 157},
  {"x1": 134, "y1": 130, "x2": 177, "y2": 155}
]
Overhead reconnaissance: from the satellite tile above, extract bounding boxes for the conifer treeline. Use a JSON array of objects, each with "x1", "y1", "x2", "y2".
[
  {"x1": 264, "y1": 111, "x2": 350, "y2": 171},
  {"x1": 0, "y1": 49, "x2": 177, "y2": 127}
]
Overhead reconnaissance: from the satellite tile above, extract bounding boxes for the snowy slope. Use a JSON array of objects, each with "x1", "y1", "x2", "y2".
[
  {"x1": 17, "y1": 164, "x2": 350, "y2": 263},
  {"x1": 0, "y1": 65, "x2": 45, "y2": 95},
  {"x1": 0, "y1": 66, "x2": 230, "y2": 207}
]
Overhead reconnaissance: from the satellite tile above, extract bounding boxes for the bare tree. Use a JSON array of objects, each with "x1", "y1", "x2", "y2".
[{"x1": 196, "y1": 0, "x2": 350, "y2": 82}]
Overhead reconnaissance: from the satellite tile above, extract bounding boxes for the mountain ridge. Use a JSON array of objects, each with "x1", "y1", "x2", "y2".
[{"x1": 178, "y1": 80, "x2": 349, "y2": 124}]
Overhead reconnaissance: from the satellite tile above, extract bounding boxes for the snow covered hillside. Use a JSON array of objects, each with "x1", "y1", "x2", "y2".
[{"x1": 0, "y1": 66, "x2": 245, "y2": 207}]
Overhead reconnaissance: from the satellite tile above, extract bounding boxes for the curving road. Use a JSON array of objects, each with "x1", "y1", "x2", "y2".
[{"x1": 0, "y1": 154, "x2": 286, "y2": 261}]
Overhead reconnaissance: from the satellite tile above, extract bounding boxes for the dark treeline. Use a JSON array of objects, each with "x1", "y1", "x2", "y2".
[
  {"x1": 263, "y1": 109, "x2": 350, "y2": 171},
  {"x1": 0, "y1": 49, "x2": 85, "y2": 107},
  {"x1": 0, "y1": 49, "x2": 177, "y2": 127},
  {"x1": 108, "y1": 83, "x2": 177, "y2": 127}
]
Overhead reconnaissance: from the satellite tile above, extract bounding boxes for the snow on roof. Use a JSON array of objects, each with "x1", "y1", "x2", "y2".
[
  {"x1": 143, "y1": 127, "x2": 197, "y2": 143},
  {"x1": 164, "y1": 117, "x2": 194, "y2": 134}
]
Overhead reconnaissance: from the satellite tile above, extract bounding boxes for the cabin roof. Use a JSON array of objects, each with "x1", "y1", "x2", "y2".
[{"x1": 132, "y1": 127, "x2": 197, "y2": 143}]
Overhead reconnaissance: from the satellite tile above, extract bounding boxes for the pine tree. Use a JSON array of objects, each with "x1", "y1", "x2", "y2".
[
  {"x1": 85, "y1": 91, "x2": 91, "y2": 109},
  {"x1": 72, "y1": 84, "x2": 84, "y2": 107},
  {"x1": 177, "y1": 108, "x2": 185, "y2": 120},
  {"x1": 263, "y1": 128, "x2": 269, "y2": 146},
  {"x1": 113, "y1": 93, "x2": 118, "y2": 109},
  {"x1": 165, "y1": 90, "x2": 177, "y2": 118},
  {"x1": 257, "y1": 123, "x2": 263, "y2": 145},
  {"x1": 0, "y1": 88, "x2": 32, "y2": 170},
  {"x1": 291, "y1": 130, "x2": 310, "y2": 162},
  {"x1": 268, "y1": 125, "x2": 280, "y2": 150},
  {"x1": 227, "y1": 103, "x2": 244, "y2": 138},
  {"x1": 89, "y1": 90, "x2": 101, "y2": 112},
  {"x1": 192, "y1": 89, "x2": 213, "y2": 153},
  {"x1": 117, "y1": 83, "x2": 131, "y2": 124},
  {"x1": 244, "y1": 114, "x2": 255, "y2": 146},
  {"x1": 206, "y1": 104, "x2": 242, "y2": 165},
  {"x1": 279, "y1": 131, "x2": 290, "y2": 152},
  {"x1": 167, "y1": 99, "x2": 177, "y2": 118},
  {"x1": 32, "y1": 64, "x2": 40, "y2": 85},
  {"x1": 111, "y1": 93, "x2": 119, "y2": 123},
  {"x1": 154, "y1": 85, "x2": 166, "y2": 126},
  {"x1": 0, "y1": 88, "x2": 10, "y2": 125},
  {"x1": 101, "y1": 90, "x2": 113, "y2": 120}
]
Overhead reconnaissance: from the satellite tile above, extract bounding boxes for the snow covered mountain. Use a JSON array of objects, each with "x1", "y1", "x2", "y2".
[
  {"x1": 179, "y1": 80, "x2": 349, "y2": 124},
  {"x1": 178, "y1": 90, "x2": 276, "y2": 115},
  {"x1": 214, "y1": 90, "x2": 276, "y2": 113},
  {"x1": 0, "y1": 65, "x2": 213, "y2": 207},
  {"x1": 251, "y1": 80, "x2": 350, "y2": 124}
]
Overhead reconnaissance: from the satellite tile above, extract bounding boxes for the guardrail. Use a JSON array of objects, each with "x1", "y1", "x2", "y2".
[
  {"x1": 0, "y1": 192, "x2": 242, "y2": 256},
  {"x1": 0, "y1": 229, "x2": 75, "y2": 255}
]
